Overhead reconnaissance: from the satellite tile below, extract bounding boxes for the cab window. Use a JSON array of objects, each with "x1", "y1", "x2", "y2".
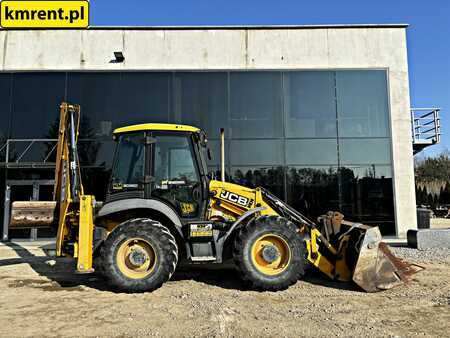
[
  {"x1": 152, "y1": 134, "x2": 201, "y2": 218},
  {"x1": 111, "y1": 132, "x2": 145, "y2": 189}
]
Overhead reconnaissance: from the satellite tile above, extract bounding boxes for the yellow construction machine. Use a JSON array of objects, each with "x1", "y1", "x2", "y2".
[{"x1": 9, "y1": 102, "x2": 421, "y2": 292}]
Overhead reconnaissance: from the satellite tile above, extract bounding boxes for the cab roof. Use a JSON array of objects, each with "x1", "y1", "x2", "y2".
[{"x1": 113, "y1": 123, "x2": 201, "y2": 134}]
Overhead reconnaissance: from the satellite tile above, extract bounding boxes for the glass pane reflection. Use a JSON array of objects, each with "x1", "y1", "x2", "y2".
[
  {"x1": 287, "y1": 166, "x2": 339, "y2": 219},
  {"x1": 339, "y1": 138, "x2": 391, "y2": 165},
  {"x1": 340, "y1": 165, "x2": 394, "y2": 235},
  {"x1": 120, "y1": 72, "x2": 171, "y2": 125},
  {"x1": 230, "y1": 139, "x2": 283, "y2": 166},
  {"x1": 286, "y1": 139, "x2": 338, "y2": 166},
  {"x1": 231, "y1": 166, "x2": 285, "y2": 200},
  {"x1": 336, "y1": 71, "x2": 389, "y2": 138},
  {"x1": 11, "y1": 73, "x2": 66, "y2": 139},
  {"x1": 173, "y1": 72, "x2": 227, "y2": 136},
  {"x1": 284, "y1": 71, "x2": 337, "y2": 138},
  {"x1": 68, "y1": 73, "x2": 121, "y2": 137},
  {"x1": 230, "y1": 72, "x2": 283, "y2": 139}
]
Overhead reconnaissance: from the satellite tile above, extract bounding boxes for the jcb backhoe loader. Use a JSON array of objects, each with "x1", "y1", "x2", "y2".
[{"x1": 9, "y1": 103, "x2": 421, "y2": 292}]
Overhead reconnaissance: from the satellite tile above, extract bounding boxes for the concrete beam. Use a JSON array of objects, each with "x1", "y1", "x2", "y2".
[{"x1": 407, "y1": 229, "x2": 450, "y2": 250}]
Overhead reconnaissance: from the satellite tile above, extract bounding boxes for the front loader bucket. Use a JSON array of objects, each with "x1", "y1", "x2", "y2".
[{"x1": 350, "y1": 226, "x2": 423, "y2": 292}]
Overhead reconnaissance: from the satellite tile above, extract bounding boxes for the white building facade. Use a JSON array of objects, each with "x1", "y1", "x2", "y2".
[{"x1": 0, "y1": 25, "x2": 417, "y2": 237}]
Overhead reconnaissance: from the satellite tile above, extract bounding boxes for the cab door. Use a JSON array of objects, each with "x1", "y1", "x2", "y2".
[
  {"x1": 150, "y1": 132, "x2": 204, "y2": 219},
  {"x1": 107, "y1": 131, "x2": 146, "y2": 201}
]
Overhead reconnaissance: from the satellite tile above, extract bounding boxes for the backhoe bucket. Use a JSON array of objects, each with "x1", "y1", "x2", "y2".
[
  {"x1": 349, "y1": 225, "x2": 423, "y2": 292},
  {"x1": 9, "y1": 201, "x2": 57, "y2": 229}
]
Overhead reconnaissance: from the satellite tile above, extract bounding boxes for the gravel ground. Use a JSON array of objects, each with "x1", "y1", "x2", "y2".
[
  {"x1": 0, "y1": 242, "x2": 449, "y2": 337},
  {"x1": 391, "y1": 246, "x2": 450, "y2": 264}
]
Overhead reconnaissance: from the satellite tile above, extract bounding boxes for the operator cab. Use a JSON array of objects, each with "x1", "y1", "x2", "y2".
[{"x1": 108, "y1": 123, "x2": 210, "y2": 220}]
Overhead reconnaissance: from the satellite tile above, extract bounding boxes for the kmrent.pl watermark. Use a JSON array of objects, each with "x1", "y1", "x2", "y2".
[{"x1": 0, "y1": 1, "x2": 89, "y2": 28}]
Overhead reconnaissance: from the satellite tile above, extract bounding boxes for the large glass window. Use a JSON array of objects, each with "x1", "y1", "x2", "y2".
[
  {"x1": 120, "y1": 72, "x2": 171, "y2": 126},
  {"x1": 0, "y1": 74, "x2": 10, "y2": 225},
  {"x1": 11, "y1": 73, "x2": 66, "y2": 139},
  {"x1": 8, "y1": 73, "x2": 65, "y2": 164},
  {"x1": 68, "y1": 73, "x2": 121, "y2": 139},
  {"x1": 172, "y1": 72, "x2": 227, "y2": 137},
  {"x1": 339, "y1": 138, "x2": 391, "y2": 165},
  {"x1": 286, "y1": 139, "x2": 338, "y2": 166},
  {"x1": 230, "y1": 140, "x2": 284, "y2": 166},
  {"x1": 230, "y1": 72, "x2": 283, "y2": 139},
  {"x1": 231, "y1": 166, "x2": 285, "y2": 201},
  {"x1": 0, "y1": 74, "x2": 11, "y2": 160},
  {"x1": 336, "y1": 70, "x2": 389, "y2": 138},
  {"x1": 0, "y1": 69, "x2": 395, "y2": 234},
  {"x1": 286, "y1": 166, "x2": 339, "y2": 219},
  {"x1": 284, "y1": 71, "x2": 337, "y2": 138},
  {"x1": 339, "y1": 165, "x2": 394, "y2": 234}
]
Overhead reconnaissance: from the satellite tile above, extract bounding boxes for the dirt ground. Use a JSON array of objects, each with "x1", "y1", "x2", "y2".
[{"x1": 0, "y1": 242, "x2": 449, "y2": 338}]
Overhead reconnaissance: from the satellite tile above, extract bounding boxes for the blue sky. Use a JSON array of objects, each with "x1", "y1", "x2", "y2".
[{"x1": 91, "y1": 0, "x2": 450, "y2": 157}]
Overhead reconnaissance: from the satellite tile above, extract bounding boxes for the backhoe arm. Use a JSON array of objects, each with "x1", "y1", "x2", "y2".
[{"x1": 53, "y1": 102, "x2": 94, "y2": 273}]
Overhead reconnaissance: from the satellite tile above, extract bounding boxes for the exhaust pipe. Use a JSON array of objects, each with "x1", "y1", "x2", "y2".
[{"x1": 220, "y1": 128, "x2": 225, "y2": 182}]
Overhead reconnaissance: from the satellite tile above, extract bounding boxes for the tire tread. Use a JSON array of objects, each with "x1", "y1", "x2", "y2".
[
  {"x1": 233, "y1": 215, "x2": 307, "y2": 291},
  {"x1": 100, "y1": 218, "x2": 178, "y2": 292}
]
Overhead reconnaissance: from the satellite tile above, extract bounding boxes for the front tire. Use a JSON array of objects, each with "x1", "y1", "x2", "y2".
[
  {"x1": 101, "y1": 218, "x2": 178, "y2": 292},
  {"x1": 233, "y1": 215, "x2": 306, "y2": 291}
]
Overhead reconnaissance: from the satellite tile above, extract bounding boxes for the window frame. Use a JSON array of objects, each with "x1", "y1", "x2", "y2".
[
  {"x1": 109, "y1": 131, "x2": 146, "y2": 191},
  {"x1": 150, "y1": 131, "x2": 202, "y2": 187}
]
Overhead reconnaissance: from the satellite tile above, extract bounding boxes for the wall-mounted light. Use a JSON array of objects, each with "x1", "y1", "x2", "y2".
[{"x1": 112, "y1": 51, "x2": 125, "y2": 63}]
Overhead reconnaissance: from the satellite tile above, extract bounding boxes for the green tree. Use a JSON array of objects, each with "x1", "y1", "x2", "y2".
[{"x1": 415, "y1": 151, "x2": 450, "y2": 207}]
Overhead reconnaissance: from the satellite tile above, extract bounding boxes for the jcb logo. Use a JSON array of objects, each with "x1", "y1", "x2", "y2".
[{"x1": 219, "y1": 190, "x2": 251, "y2": 207}]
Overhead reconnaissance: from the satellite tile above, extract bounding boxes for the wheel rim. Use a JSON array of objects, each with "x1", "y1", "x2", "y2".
[
  {"x1": 116, "y1": 238, "x2": 157, "y2": 279},
  {"x1": 251, "y1": 234, "x2": 291, "y2": 276}
]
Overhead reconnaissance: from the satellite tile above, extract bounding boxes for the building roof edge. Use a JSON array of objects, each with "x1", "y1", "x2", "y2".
[{"x1": 0, "y1": 24, "x2": 409, "y2": 32}]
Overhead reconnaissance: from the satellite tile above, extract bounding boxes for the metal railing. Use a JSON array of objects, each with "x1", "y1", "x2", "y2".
[
  {"x1": 4, "y1": 139, "x2": 57, "y2": 162},
  {"x1": 411, "y1": 108, "x2": 441, "y2": 153},
  {"x1": 0, "y1": 138, "x2": 102, "y2": 168},
  {"x1": 411, "y1": 108, "x2": 441, "y2": 143},
  {"x1": 0, "y1": 139, "x2": 58, "y2": 168}
]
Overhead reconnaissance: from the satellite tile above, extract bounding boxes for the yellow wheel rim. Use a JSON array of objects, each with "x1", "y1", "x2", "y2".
[
  {"x1": 116, "y1": 238, "x2": 157, "y2": 279},
  {"x1": 251, "y1": 233, "x2": 291, "y2": 276}
]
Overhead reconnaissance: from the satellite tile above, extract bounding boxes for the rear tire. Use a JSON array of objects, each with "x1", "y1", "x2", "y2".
[
  {"x1": 233, "y1": 215, "x2": 306, "y2": 291},
  {"x1": 101, "y1": 218, "x2": 178, "y2": 292}
]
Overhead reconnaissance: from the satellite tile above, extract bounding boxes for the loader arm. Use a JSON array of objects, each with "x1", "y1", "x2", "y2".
[
  {"x1": 260, "y1": 188, "x2": 423, "y2": 291},
  {"x1": 258, "y1": 188, "x2": 349, "y2": 279},
  {"x1": 209, "y1": 180, "x2": 422, "y2": 292}
]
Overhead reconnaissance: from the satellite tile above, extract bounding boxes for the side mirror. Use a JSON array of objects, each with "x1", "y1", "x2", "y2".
[
  {"x1": 208, "y1": 171, "x2": 217, "y2": 180},
  {"x1": 207, "y1": 148, "x2": 212, "y2": 161}
]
